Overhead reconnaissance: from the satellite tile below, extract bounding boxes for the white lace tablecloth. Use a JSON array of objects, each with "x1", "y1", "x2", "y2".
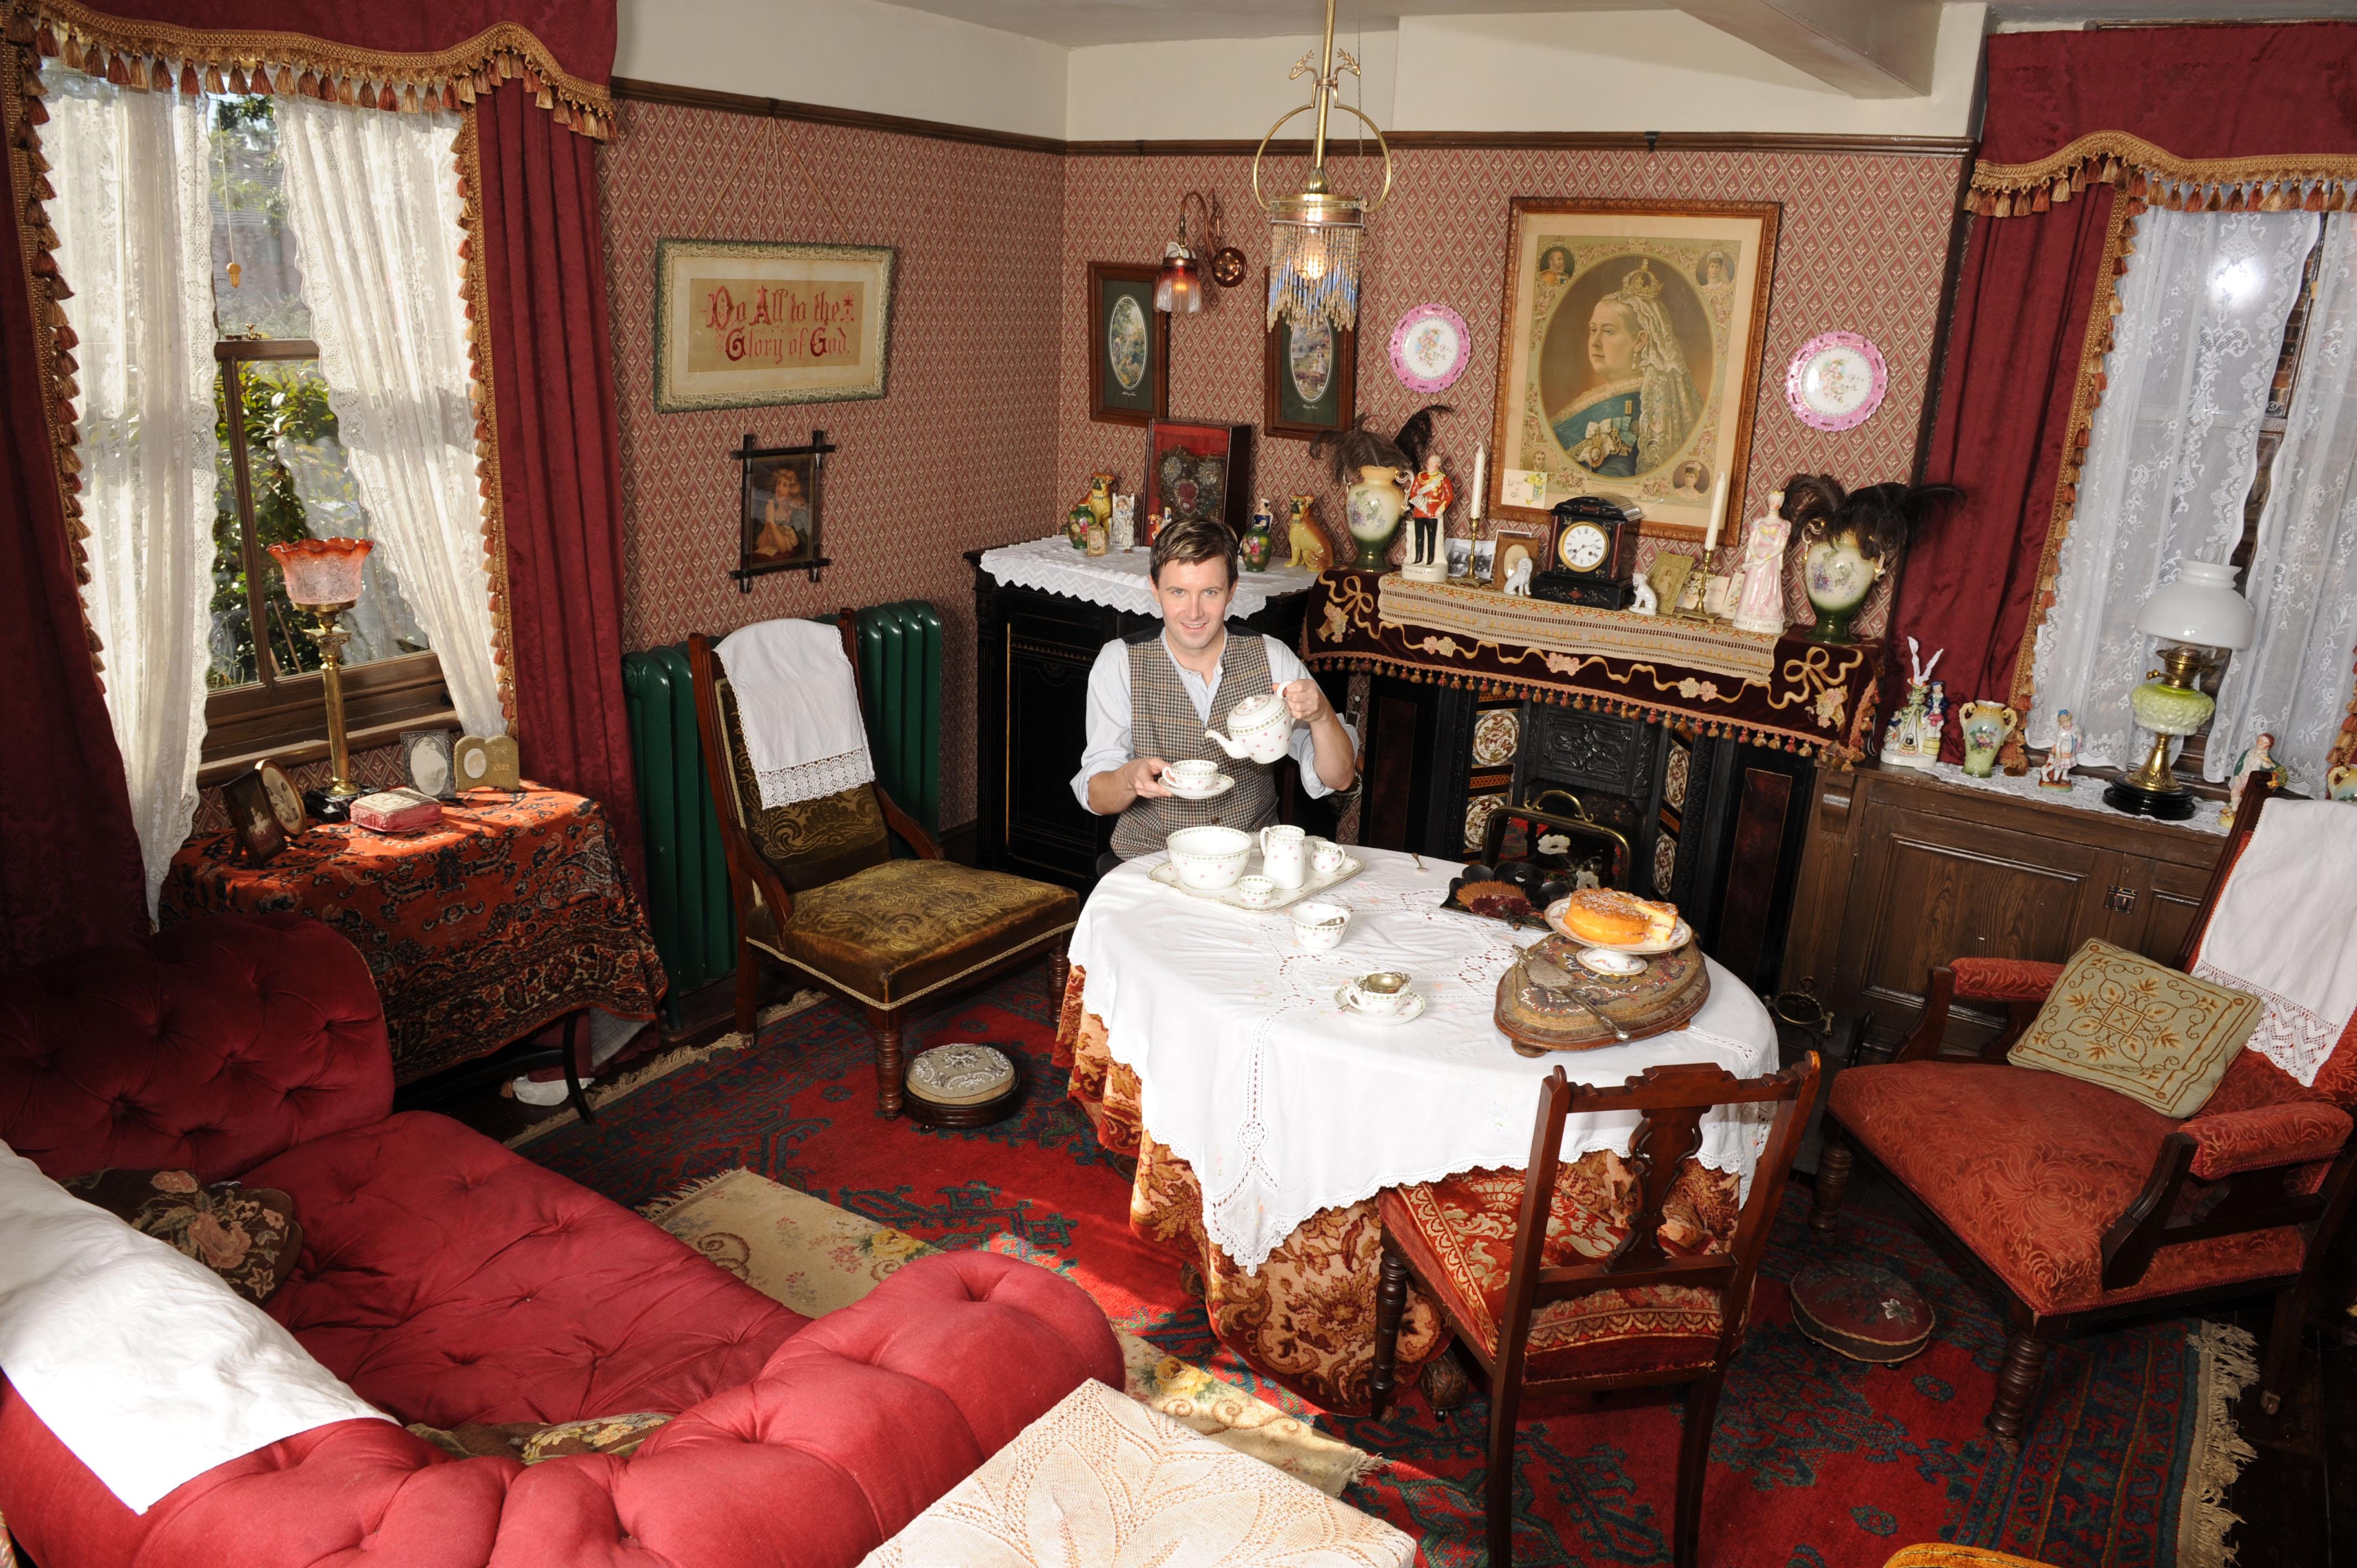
[
  {"x1": 1068, "y1": 847, "x2": 1780, "y2": 1272},
  {"x1": 1892, "y1": 757, "x2": 2229, "y2": 834},
  {"x1": 978, "y1": 536, "x2": 1321, "y2": 619}
]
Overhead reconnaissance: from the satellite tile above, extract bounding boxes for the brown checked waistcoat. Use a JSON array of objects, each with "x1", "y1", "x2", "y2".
[{"x1": 1110, "y1": 631, "x2": 1281, "y2": 860}]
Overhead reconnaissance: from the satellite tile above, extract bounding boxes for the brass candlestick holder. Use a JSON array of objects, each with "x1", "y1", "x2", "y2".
[
  {"x1": 267, "y1": 537, "x2": 374, "y2": 822},
  {"x1": 306, "y1": 601, "x2": 360, "y2": 808}
]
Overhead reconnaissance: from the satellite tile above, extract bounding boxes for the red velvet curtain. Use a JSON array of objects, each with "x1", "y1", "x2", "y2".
[
  {"x1": 0, "y1": 143, "x2": 148, "y2": 966},
  {"x1": 1896, "y1": 23, "x2": 2357, "y2": 751},
  {"x1": 472, "y1": 80, "x2": 643, "y2": 884}
]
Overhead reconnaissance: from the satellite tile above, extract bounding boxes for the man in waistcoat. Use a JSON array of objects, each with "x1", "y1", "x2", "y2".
[{"x1": 1074, "y1": 518, "x2": 1357, "y2": 868}]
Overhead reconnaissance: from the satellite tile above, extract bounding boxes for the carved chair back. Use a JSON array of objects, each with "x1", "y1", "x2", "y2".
[{"x1": 1495, "y1": 1056, "x2": 1819, "y2": 1393}]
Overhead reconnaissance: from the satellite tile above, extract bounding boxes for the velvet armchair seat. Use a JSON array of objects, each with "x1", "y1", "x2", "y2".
[
  {"x1": 0, "y1": 914, "x2": 1123, "y2": 1568},
  {"x1": 1812, "y1": 782, "x2": 2357, "y2": 1445}
]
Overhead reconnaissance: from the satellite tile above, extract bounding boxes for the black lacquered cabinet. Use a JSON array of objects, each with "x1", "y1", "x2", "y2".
[{"x1": 968, "y1": 553, "x2": 1331, "y2": 890}]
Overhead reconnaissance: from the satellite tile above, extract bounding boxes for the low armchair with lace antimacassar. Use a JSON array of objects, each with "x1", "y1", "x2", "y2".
[{"x1": 1811, "y1": 780, "x2": 2357, "y2": 1445}]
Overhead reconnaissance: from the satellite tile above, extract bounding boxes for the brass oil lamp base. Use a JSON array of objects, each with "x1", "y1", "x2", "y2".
[
  {"x1": 297, "y1": 601, "x2": 363, "y2": 823},
  {"x1": 2102, "y1": 644, "x2": 2212, "y2": 822}
]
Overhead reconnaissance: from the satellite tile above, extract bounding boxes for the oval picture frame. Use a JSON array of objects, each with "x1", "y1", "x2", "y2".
[
  {"x1": 1389, "y1": 302, "x2": 1472, "y2": 394},
  {"x1": 1784, "y1": 331, "x2": 1888, "y2": 432}
]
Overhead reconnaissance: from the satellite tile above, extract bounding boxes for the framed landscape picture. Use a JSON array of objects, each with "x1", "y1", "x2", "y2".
[
  {"x1": 1263, "y1": 308, "x2": 1355, "y2": 441},
  {"x1": 1088, "y1": 262, "x2": 1169, "y2": 426},
  {"x1": 653, "y1": 239, "x2": 896, "y2": 414},
  {"x1": 1486, "y1": 199, "x2": 1779, "y2": 548}
]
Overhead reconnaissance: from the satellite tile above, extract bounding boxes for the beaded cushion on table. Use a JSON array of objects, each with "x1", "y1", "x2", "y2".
[{"x1": 1380, "y1": 1153, "x2": 1742, "y2": 1379}]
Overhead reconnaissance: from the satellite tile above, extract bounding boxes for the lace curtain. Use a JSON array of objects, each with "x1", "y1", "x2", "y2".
[
  {"x1": 275, "y1": 97, "x2": 503, "y2": 738},
  {"x1": 2216, "y1": 216, "x2": 2357, "y2": 794},
  {"x1": 46, "y1": 71, "x2": 220, "y2": 915},
  {"x1": 2029, "y1": 207, "x2": 2318, "y2": 769}
]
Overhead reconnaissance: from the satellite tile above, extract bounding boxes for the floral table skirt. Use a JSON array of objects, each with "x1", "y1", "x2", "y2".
[{"x1": 162, "y1": 787, "x2": 664, "y2": 1084}]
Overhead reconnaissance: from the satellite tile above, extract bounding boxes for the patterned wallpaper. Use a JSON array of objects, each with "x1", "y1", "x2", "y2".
[
  {"x1": 598, "y1": 101, "x2": 1066, "y2": 830},
  {"x1": 1056, "y1": 146, "x2": 1968, "y2": 627},
  {"x1": 595, "y1": 116, "x2": 1964, "y2": 834}
]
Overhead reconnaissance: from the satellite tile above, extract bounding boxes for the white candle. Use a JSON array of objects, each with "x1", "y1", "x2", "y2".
[
  {"x1": 1703, "y1": 470, "x2": 1728, "y2": 556},
  {"x1": 1470, "y1": 445, "x2": 1486, "y2": 524}
]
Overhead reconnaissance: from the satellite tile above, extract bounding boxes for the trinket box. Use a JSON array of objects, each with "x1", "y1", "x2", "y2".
[{"x1": 349, "y1": 788, "x2": 443, "y2": 833}]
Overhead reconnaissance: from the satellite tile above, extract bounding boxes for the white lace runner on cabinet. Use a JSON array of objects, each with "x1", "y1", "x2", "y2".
[
  {"x1": 2030, "y1": 208, "x2": 2318, "y2": 770},
  {"x1": 1069, "y1": 848, "x2": 1779, "y2": 1272},
  {"x1": 980, "y1": 537, "x2": 1321, "y2": 619}
]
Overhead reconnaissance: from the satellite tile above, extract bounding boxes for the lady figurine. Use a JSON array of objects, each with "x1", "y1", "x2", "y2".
[
  {"x1": 2039, "y1": 710, "x2": 2081, "y2": 790},
  {"x1": 1403, "y1": 452, "x2": 1454, "y2": 582},
  {"x1": 1729, "y1": 490, "x2": 1790, "y2": 636},
  {"x1": 1110, "y1": 492, "x2": 1137, "y2": 551},
  {"x1": 2222, "y1": 733, "x2": 2288, "y2": 828}
]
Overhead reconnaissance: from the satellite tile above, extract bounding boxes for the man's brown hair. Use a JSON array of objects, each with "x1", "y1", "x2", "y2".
[{"x1": 1149, "y1": 517, "x2": 1239, "y2": 586}]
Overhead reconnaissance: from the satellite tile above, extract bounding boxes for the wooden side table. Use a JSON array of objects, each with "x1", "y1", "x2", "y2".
[{"x1": 161, "y1": 786, "x2": 665, "y2": 1107}]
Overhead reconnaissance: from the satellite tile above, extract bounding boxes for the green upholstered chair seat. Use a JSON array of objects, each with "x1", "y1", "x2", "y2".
[{"x1": 746, "y1": 859, "x2": 1079, "y2": 1008}]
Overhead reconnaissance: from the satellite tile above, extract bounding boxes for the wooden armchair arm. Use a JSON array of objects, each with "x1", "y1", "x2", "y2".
[
  {"x1": 1892, "y1": 966, "x2": 2044, "y2": 1065},
  {"x1": 2100, "y1": 1118, "x2": 2355, "y2": 1293}
]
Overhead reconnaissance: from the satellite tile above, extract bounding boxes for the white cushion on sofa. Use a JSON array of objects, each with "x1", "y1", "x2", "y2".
[{"x1": 0, "y1": 1141, "x2": 388, "y2": 1513}]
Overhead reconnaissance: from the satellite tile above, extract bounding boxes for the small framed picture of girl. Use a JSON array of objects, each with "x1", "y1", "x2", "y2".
[{"x1": 731, "y1": 429, "x2": 836, "y2": 590}]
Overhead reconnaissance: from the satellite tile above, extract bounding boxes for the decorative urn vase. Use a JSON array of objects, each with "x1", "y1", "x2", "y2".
[
  {"x1": 1803, "y1": 527, "x2": 1883, "y2": 643},
  {"x1": 1956, "y1": 700, "x2": 2019, "y2": 778},
  {"x1": 1345, "y1": 465, "x2": 1408, "y2": 570},
  {"x1": 1066, "y1": 504, "x2": 1095, "y2": 549}
]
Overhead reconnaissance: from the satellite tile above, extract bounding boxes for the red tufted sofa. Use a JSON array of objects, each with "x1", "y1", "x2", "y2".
[{"x1": 0, "y1": 914, "x2": 1122, "y2": 1567}]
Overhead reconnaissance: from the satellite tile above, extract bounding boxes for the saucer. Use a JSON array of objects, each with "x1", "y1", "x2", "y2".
[
  {"x1": 1576, "y1": 948, "x2": 1648, "y2": 977},
  {"x1": 1334, "y1": 986, "x2": 1428, "y2": 1025},
  {"x1": 1164, "y1": 774, "x2": 1236, "y2": 802}
]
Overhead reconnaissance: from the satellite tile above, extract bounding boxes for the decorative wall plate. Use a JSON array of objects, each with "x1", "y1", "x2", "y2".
[
  {"x1": 1785, "y1": 331, "x2": 1887, "y2": 431},
  {"x1": 1390, "y1": 303, "x2": 1471, "y2": 393}
]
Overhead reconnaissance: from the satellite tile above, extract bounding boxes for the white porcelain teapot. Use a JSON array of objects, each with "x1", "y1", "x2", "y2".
[{"x1": 1203, "y1": 689, "x2": 1293, "y2": 765}]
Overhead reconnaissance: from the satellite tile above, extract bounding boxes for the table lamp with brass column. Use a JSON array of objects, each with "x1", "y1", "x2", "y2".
[
  {"x1": 267, "y1": 537, "x2": 373, "y2": 823},
  {"x1": 2103, "y1": 559, "x2": 2254, "y2": 821}
]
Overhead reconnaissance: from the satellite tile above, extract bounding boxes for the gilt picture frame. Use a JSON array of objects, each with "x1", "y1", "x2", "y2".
[
  {"x1": 1487, "y1": 199, "x2": 1779, "y2": 549},
  {"x1": 1088, "y1": 262, "x2": 1170, "y2": 426},
  {"x1": 653, "y1": 238, "x2": 897, "y2": 414}
]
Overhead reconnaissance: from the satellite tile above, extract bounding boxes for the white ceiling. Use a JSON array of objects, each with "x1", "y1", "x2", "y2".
[{"x1": 884, "y1": 0, "x2": 2357, "y2": 47}]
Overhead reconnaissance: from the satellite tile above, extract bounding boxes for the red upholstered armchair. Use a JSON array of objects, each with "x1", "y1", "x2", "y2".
[
  {"x1": 0, "y1": 915, "x2": 1122, "y2": 1568},
  {"x1": 1811, "y1": 781, "x2": 2357, "y2": 1445}
]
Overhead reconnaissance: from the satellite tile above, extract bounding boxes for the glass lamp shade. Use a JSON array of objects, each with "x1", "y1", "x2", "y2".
[
  {"x1": 1267, "y1": 192, "x2": 1363, "y2": 331},
  {"x1": 1155, "y1": 246, "x2": 1203, "y2": 314},
  {"x1": 2136, "y1": 559, "x2": 2253, "y2": 651},
  {"x1": 269, "y1": 537, "x2": 372, "y2": 608}
]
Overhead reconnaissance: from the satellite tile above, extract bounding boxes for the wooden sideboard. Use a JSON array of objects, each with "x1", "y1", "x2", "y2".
[
  {"x1": 967, "y1": 554, "x2": 1336, "y2": 889},
  {"x1": 1781, "y1": 765, "x2": 2229, "y2": 1051}
]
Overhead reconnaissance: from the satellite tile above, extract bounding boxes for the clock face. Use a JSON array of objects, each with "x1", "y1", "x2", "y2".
[{"x1": 1559, "y1": 522, "x2": 1610, "y2": 572}]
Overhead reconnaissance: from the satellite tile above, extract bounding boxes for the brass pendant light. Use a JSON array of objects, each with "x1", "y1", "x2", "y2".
[{"x1": 1252, "y1": 0, "x2": 1393, "y2": 333}]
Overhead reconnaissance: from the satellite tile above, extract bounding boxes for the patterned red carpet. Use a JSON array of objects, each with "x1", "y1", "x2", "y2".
[{"x1": 524, "y1": 961, "x2": 2248, "y2": 1568}]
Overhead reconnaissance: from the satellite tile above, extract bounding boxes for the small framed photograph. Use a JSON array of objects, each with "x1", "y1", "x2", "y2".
[
  {"x1": 402, "y1": 729, "x2": 457, "y2": 800},
  {"x1": 1263, "y1": 309, "x2": 1356, "y2": 441},
  {"x1": 1472, "y1": 539, "x2": 1496, "y2": 580},
  {"x1": 1445, "y1": 537, "x2": 1473, "y2": 578},
  {"x1": 222, "y1": 768, "x2": 289, "y2": 867},
  {"x1": 1088, "y1": 261, "x2": 1170, "y2": 426},
  {"x1": 255, "y1": 760, "x2": 305, "y2": 835},
  {"x1": 732, "y1": 430, "x2": 835, "y2": 590},
  {"x1": 1489, "y1": 520, "x2": 1555, "y2": 592}
]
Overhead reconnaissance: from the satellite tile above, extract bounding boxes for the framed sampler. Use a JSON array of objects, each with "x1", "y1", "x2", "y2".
[
  {"x1": 1486, "y1": 199, "x2": 1780, "y2": 549},
  {"x1": 652, "y1": 239, "x2": 896, "y2": 414},
  {"x1": 1088, "y1": 262, "x2": 1170, "y2": 426}
]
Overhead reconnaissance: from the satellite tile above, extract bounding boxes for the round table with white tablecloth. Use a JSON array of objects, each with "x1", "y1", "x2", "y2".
[{"x1": 1054, "y1": 845, "x2": 1782, "y2": 1411}]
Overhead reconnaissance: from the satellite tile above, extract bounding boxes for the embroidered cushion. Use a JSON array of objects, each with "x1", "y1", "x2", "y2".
[
  {"x1": 2007, "y1": 940, "x2": 2262, "y2": 1117},
  {"x1": 1381, "y1": 1149, "x2": 1740, "y2": 1380},
  {"x1": 718, "y1": 680, "x2": 891, "y2": 893},
  {"x1": 405, "y1": 1410, "x2": 671, "y2": 1463},
  {"x1": 63, "y1": 1168, "x2": 302, "y2": 1306}
]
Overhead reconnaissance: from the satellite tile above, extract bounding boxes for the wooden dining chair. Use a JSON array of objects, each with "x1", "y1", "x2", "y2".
[
  {"x1": 1371, "y1": 1056, "x2": 1821, "y2": 1568},
  {"x1": 688, "y1": 613, "x2": 1079, "y2": 1117}
]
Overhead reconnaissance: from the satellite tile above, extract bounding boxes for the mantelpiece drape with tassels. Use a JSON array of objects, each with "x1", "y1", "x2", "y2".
[
  {"x1": 1896, "y1": 23, "x2": 2357, "y2": 765},
  {"x1": 1, "y1": 0, "x2": 648, "y2": 901}
]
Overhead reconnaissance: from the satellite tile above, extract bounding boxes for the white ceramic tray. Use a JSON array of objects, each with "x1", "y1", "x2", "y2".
[{"x1": 1150, "y1": 852, "x2": 1365, "y2": 913}]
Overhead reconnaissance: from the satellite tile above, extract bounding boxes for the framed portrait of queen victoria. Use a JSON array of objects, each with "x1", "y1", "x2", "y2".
[{"x1": 1486, "y1": 199, "x2": 1779, "y2": 548}]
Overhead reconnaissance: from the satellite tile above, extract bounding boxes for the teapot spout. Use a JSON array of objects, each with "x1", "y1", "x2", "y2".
[{"x1": 1202, "y1": 730, "x2": 1247, "y2": 759}]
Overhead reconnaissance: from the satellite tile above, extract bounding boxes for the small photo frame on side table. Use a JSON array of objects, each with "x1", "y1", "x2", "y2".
[
  {"x1": 732, "y1": 430, "x2": 835, "y2": 591},
  {"x1": 454, "y1": 734, "x2": 522, "y2": 792},
  {"x1": 223, "y1": 764, "x2": 293, "y2": 866},
  {"x1": 402, "y1": 728, "x2": 457, "y2": 800},
  {"x1": 1489, "y1": 519, "x2": 1555, "y2": 593},
  {"x1": 1088, "y1": 261, "x2": 1170, "y2": 426}
]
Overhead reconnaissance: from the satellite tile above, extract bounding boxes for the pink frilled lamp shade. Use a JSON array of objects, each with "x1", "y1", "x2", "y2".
[{"x1": 267, "y1": 537, "x2": 372, "y2": 608}]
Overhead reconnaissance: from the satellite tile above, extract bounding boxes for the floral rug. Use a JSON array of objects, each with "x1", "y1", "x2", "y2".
[
  {"x1": 523, "y1": 961, "x2": 2261, "y2": 1567},
  {"x1": 641, "y1": 1165, "x2": 1377, "y2": 1495}
]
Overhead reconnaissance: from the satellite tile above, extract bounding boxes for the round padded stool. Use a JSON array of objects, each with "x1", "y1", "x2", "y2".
[
  {"x1": 902, "y1": 1042, "x2": 1022, "y2": 1128},
  {"x1": 1790, "y1": 1262, "x2": 1934, "y2": 1364}
]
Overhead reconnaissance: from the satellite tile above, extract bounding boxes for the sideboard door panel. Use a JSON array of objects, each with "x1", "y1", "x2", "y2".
[
  {"x1": 1839, "y1": 801, "x2": 2116, "y2": 1046},
  {"x1": 1003, "y1": 631, "x2": 1110, "y2": 884}
]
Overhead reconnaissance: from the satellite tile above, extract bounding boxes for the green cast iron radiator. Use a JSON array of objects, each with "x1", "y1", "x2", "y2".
[{"x1": 622, "y1": 600, "x2": 943, "y2": 1024}]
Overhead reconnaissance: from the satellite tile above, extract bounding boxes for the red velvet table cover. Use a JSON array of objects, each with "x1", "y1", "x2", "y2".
[
  {"x1": 1304, "y1": 568, "x2": 1883, "y2": 764},
  {"x1": 159, "y1": 786, "x2": 662, "y2": 1082}
]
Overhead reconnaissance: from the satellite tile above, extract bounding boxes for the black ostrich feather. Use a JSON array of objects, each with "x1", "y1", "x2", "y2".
[{"x1": 1780, "y1": 472, "x2": 1963, "y2": 563}]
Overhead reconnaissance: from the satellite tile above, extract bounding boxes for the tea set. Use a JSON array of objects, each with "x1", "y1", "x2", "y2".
[{"x1": 1160, "y1": 758, "x2": 1233, "y2": 802}]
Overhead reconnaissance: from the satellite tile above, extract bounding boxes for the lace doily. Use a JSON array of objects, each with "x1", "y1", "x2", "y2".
[
  {"x1": 752, "y1": 750, "x2": 874, "y2": 811},
  {"x1": 979, "y1": 536, "x2": 1320, "y2": 620}
]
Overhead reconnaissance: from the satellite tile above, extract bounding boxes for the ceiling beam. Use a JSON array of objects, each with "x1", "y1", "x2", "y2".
[{"x1": 1671, "y1": 0, "x2": 1944, "y2": 97}]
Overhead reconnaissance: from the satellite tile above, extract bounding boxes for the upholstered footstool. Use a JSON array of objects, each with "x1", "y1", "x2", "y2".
[{"x1": 860, "y1": 1378, "x2": 1416, "y2": 1567}]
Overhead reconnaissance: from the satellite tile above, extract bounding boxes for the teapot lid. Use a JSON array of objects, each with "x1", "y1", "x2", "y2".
[{"x1": 1231, "y1": 689, "x2": 1284, "y2": 719}]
